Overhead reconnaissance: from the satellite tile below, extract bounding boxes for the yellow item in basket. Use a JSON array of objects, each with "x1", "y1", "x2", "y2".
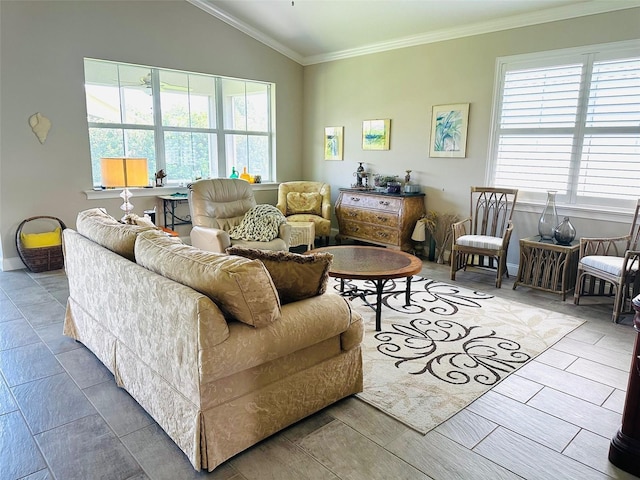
[{"x1": 21, "y1": 227, "x2": 62, "y2": 248}]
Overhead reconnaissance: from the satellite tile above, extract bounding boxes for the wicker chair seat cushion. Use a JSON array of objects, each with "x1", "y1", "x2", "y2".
[
  {"x1": 580, "y1": 255, "x2": 639, "y2": 276},
  {"x1": 456, "y1": 235, "x2": 503, "y2": 250}
]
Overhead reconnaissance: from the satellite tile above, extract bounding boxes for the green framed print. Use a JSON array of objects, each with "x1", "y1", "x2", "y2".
[
  {"x1": 324, "y1": 126, "x2": 344, "y2": 160},
  {"x1": 362, "y1": 119, "x2": 390, "y2": 150},
  {"x1": 429, "y1": 103, "x2": 469, "y2": 158}
]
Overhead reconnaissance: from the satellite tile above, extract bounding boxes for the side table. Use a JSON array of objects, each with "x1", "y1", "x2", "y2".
[
  {"x1": 288, "y1": 221, "x2": 315, "y2": 251},
  {"x1": 513, "y1": 236, "x2": 580, "y2": 301},
  {"x1": 158, "y1": 194, "x2": 191, "y2": 230}
]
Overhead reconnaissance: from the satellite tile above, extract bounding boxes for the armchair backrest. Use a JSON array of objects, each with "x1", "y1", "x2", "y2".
[
  {"x1": 627, "y1": 199, "x2": 640, "y2": 251},
  {"x1": 188, "y1": 179, "x2": 256, "y2": 231},
  {"x1": 277, "y1": 181, "x2": 331, "y2": 220},
  {"x1": 469, "y1": 187, "x2": 518, "y2": 237}
]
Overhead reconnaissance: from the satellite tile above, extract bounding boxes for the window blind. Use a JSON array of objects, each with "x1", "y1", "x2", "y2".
[{"x1": 490, "y1": 43, "x2": 640, "y2": 207}]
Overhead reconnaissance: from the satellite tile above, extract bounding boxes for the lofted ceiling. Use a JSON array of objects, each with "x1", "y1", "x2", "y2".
[{"x1": 187, "y1": 0, "x2": 640, "y2": 65}]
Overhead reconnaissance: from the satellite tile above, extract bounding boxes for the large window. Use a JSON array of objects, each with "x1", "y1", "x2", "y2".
[
  {"x1": 488, "y1": 40, "x2": 640, "y2": 209},
  {"x1": 84, "y1": 59, "x2": 274, "y2": 187}
]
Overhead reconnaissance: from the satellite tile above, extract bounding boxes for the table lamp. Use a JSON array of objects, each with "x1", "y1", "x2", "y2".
[
  {"x1": 411, "y1": 220, "x2": 426, "y2": 257},
  {"x1": 101, "y1": 157, "x2": 149, "y2": 221}
]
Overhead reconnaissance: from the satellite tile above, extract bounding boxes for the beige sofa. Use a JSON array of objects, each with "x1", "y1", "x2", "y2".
[{"x1": 62, "y1": 208, "x2": 363, "y2": 472}]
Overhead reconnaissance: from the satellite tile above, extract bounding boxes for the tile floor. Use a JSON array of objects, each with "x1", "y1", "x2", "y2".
[{"x1": 1, "y1": 259, "x2": 639, "y2": 479}]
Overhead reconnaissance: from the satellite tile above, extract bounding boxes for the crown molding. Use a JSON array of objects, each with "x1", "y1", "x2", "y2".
[
  {"x1": 188, "y1": 0, "x2": 640, "y2": 66},
  {"x1": 186, "y1": 0, "x2": 305, "y2": 65}
]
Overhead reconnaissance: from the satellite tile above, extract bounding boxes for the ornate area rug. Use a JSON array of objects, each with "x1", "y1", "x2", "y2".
[{"x1": 329, "y1": 276, "x2": 584, "y2": 434}]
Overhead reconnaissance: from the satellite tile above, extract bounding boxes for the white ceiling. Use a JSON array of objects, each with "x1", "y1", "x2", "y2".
[{"x1": 188, "y1": 0, "x2": 640, "y2": 65}]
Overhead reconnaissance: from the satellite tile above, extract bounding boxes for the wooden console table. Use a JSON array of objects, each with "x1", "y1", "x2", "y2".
[
  {"x1": 335, "y1": 189, "x2": 425, "y2": 252},
  {"x1": 513, "y1": 236, "x2": 580, "y2": 300}
]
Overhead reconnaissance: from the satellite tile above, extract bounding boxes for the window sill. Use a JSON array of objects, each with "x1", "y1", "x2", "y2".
[
  {"x1": 515, "y1": 200, "x2": 634, "y2": 224},
  {"x1": 83, "y1": 182, "x2": 280, "y2": 200}
]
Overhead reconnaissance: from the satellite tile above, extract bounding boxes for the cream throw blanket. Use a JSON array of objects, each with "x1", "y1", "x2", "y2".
[{"x1": 229, "y1": 204, "x2": 287, "y2": 242}]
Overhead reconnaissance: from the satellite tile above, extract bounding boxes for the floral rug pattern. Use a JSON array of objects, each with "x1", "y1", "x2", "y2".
[{"x1": 330, "y1": 276, "x2": 584, "y2": 434}]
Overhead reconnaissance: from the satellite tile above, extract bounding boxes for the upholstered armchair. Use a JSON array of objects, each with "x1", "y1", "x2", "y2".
[
  {"x1": 574, "y1": 199, "x2": 640, "y2": 323},
  {"x1": 277, "y1": 181, "x2": 332, "y2": 245},
  {"x1": 450, "y1": 187, "x2": 519, "y2": 288},
  {"x1": 189, "y1": 178, "x2": 291, "y2": 253}
]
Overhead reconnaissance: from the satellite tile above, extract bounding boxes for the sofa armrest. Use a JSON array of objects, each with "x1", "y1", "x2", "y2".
[
  {"x1": 190, "y1": 225, "x2": 231, "y2": 253},
  {"x1": 278, "y1": 222, "x2": 292, "y2": 247}
]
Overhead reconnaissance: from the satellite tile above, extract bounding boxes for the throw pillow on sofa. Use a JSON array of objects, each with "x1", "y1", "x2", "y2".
[
  {"x1": 136, "y1": 230, "x2": 281, "y2": 328},
  {"x1": 76, "y1": 208, "x2": 155, "y2": 261},
  {"x1": 225, "y1": 246, "x2": 333, "y2": 304}
]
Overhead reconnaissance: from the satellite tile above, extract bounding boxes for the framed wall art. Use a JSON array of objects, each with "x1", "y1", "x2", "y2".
[
  {"x1": 429, "y1": 103, "x2": 469, "y2": 158},
  {"x1": 362, "y1": 119, "x2": 390, "y2": 150},
  {"x1": 324, "y1": 126, "x2": 344, "y2": 160}
]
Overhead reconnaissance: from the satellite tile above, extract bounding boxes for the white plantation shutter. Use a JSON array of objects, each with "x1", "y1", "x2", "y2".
[
  {"x1": 578, "y1": 58, "x2": 640, "y2": 200},
  {"x1": 490, "y1": 42, "x2": 640, "y2": 207}
]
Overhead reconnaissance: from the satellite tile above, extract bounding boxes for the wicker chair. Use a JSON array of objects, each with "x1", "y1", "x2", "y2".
[
  {"x1": 450, "y1": 187, "x2": 519, "y2": 288},
  {"x1": 574, "y1": 199, "x2": 640, "y2": 323}
]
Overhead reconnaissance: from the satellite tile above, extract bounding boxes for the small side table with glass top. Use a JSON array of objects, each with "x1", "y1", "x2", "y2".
[{"x1": 513, "y1": 236, "x2": 580, "y2": 301}]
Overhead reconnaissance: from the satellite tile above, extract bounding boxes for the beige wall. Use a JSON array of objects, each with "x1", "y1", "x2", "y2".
[
  {"x1": 303, "y1": 8, "x2": 640, "y2": 267},
  {"x1": 0, "y1": 0, "x2": 303, "y2": 269},
  {"x1": 2, "y1": 2, "x2": 639, "y2": 271}
]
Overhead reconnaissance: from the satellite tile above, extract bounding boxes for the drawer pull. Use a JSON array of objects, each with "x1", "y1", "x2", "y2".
[
  {"x1": 376, "y1": 232, "x2": 389, "y2": 238},
  {"x1": 350, "y1": 197, "x2": 361, "y2": 201},
  {"x1": 379, "y1": 200, "x2": 390, "y2": 206},
  {"x1": 347, "y1": 212, "x2": 358, "y2": 217},
  {"x1": 376, "y1": 216, "x2": 388, "y2": 222}
]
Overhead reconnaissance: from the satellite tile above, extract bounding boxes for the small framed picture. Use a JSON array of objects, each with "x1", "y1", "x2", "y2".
[
  {"x1": 324, "y1": 126, "x2": 344, "y2": 160},
  {"x1": 429, "y1": 103, "x2": 470, "y2": 158},
  {"x1": 362, "y1": 119, "x2": 390, "y2": 150}
]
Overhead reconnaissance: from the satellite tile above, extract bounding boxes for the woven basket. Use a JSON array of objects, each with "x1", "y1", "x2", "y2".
[{"x1": 16, "y1": 216, "x2": 67, "y2": 273}]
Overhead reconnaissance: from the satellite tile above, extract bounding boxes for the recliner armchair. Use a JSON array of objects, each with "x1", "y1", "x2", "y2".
[
  {"x1": 189, "y1": 178, "x2": 291, "y2": 253},
  {"x1": 276, "y1": 181, "x2": 331, "y2": 245}
]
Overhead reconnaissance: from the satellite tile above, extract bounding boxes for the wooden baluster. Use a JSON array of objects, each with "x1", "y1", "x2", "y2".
[{"x1": 609, "y1": 294, "x2": 640, "y2": 475}]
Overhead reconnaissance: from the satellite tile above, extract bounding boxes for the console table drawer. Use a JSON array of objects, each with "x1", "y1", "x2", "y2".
[
  {"x1": 360, "y1": 210, "x2": 399, "y2": 227},
  {"x1": 341, "y1": 194, "x2": 402, "y2": 212},
  {"x1": 340, "y1": 207, "x2": 399, "y2": 227},
  {"x1": 341, "y1": 221, "x2": 399, "y2": 244}
]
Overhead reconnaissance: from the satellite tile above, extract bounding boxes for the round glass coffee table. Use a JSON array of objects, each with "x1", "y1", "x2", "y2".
[{"x1": 307, "y1": 245, "x2": 423, "y2": 331}]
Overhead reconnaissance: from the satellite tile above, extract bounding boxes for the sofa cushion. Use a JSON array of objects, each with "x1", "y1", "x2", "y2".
[
  {"x1": 225, "y1": 246, "x2": 332, "y2": 304},
  {"x1": 136, "y1": 230, "x2": 281, "y2": 327},
  {"x1": 76, "y1": 208, "x2": 154, "y2": 261},
  {"x1": 286, "y1": 192, "x2": 323, "y2": 216}
]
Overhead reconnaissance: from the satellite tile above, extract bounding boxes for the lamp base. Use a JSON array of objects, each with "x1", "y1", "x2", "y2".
[{"x1": 119, "y1": 188, "x2": 135, "y2": 222}]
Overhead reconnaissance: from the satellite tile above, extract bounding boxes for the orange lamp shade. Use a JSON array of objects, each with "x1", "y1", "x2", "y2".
[{"x1": 101, "y1": 157, "x2": 149, "y2": 188}]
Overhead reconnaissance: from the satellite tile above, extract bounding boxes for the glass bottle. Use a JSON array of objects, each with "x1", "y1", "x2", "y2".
[
  {"x1": 229, "y1": 167, "x2": 239, "y2": 179},
  {"x1": 554, "y1": 217, "x2": 576, "y2": 245},
  {"x1": 239, "y1": 166, "x2": 251, "y2": 182},
  {"x1": 538, "y1": 190, "x2": 558, "y2": 240}
]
